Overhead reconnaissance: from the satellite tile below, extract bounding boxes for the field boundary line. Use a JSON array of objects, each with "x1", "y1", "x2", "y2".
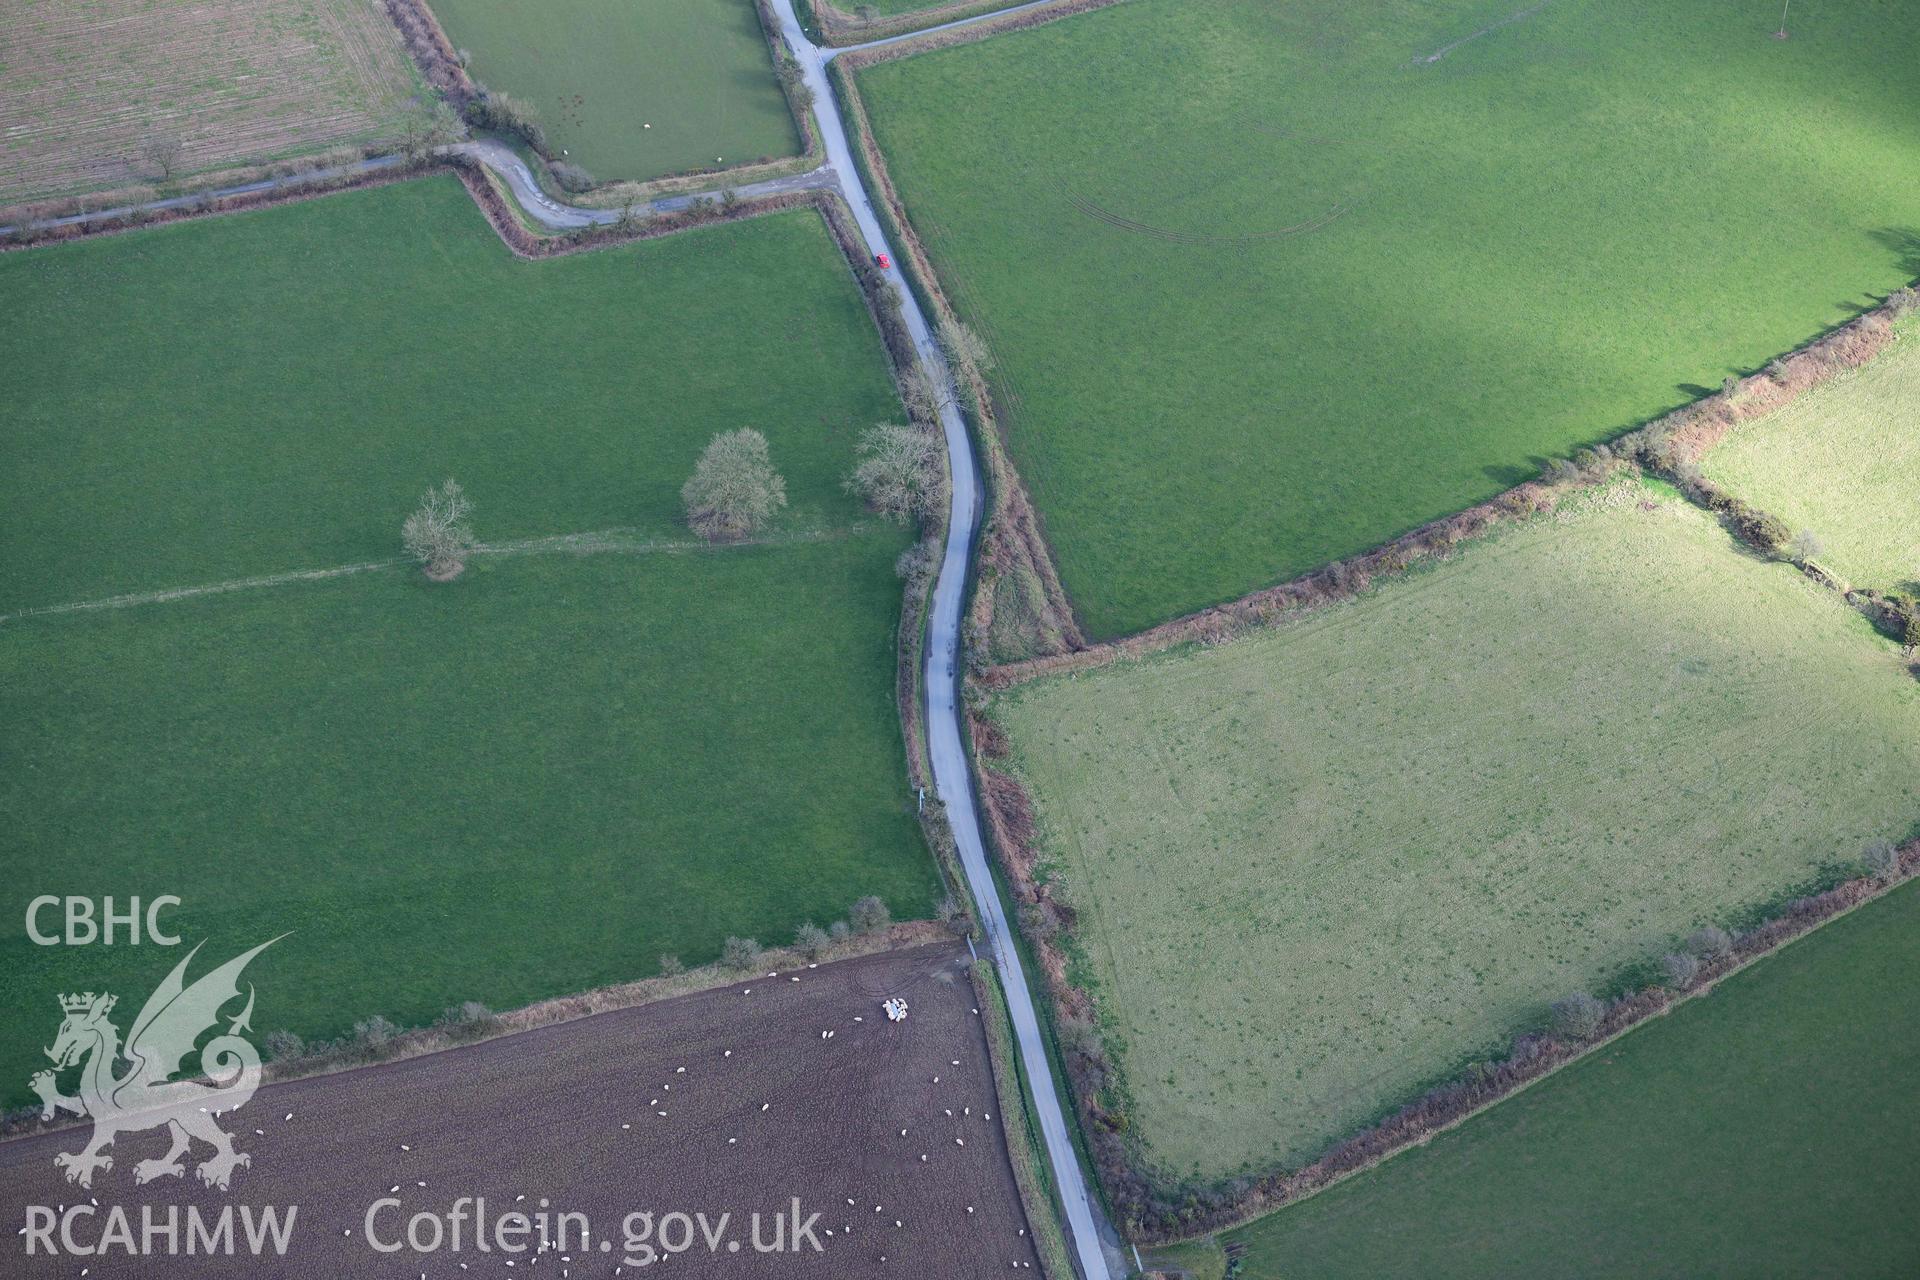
[
  {"x1": 0, "y1": 155, "x2": 434, "y2": 246},
  {"x1": 1173, "y1": 841, "x2": 1920, "y2": 1240},
  {"x1": 381, "y1": 0, "x2": 478, "y2": 106},
  {"x1": 0, "y1": 928, "x2": 962, "y2": 1144},
  {"x1": 834, "y1": 0, "x2": 1130, "y2": 61},
  {"x1": 831, "y1": 45, "x2": 1087, "y2": 661},
  {"x1": 805, "y1": 0, "x2": 1029, "y2": 47},
  {"x1": 1, "y1": 526, "x2": 857, "y2": 625},
  {"x1": 983, "y1": 289, "x2": 1918, "y2": 690},
  {"x1": 962, "y1": 294, "x2": 1918, "y2": 1248},
  {"x1": 974, "y1": 676, "x2": 1920, "y2": 1241},
  {"x1": 974, "y1": 963, "x2": 1079, "y2": 1280},
  {"x1": 383, "y1": 0, "x2": 825, "y2": 210}
]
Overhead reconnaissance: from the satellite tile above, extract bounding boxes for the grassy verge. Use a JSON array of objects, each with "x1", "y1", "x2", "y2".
[
  {"x1": 989, "y1": 480, "x2": 1920, "y2": 1182},
  {"x1": 974, "y1": 963, "x2": 1077, "y2": 1280},
  {"x1": 855, "y1": 0, "x2": 1920, "y2": 637},
  {"x1": 1222, "y1": 877, "x2": 1920, "y2": 1278}
]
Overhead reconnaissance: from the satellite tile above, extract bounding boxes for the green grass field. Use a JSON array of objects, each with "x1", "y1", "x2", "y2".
[
  {"x1": 990, "y1": 483, "x2": 1920, "y2": 1181},
  {"x1": 429, "y1": 0, "x2": 799, "y2": 181},
  {"x1": 0, "y1": 178, "x2": 937, "y2": 1104},
  {"x1": 1703, "y1": 323, "x2": 1919, "y2": 593},
  {"x1": 1222, "y1": 877, "x2": 1920, "y2": 1279},
  {"x1": 0, "y1": 177, "x2": 887, "y2": 613},
  {"x1": 857, "y1": 0, "x2": 1920, "y2": 638}
]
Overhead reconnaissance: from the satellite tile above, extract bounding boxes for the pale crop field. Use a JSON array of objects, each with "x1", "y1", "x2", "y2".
[
  {"x1": 992, "y1": 484, "x2": 1920, "y2": 1181},
  {"x1": 0, "y1": 0, "x2": 420, "y2": 204},
  {"x1": 1703, "y1": 323, "x2": 1919, "y2": 593}
]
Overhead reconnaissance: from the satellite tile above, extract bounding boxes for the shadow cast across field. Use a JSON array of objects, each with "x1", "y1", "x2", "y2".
[{"x1": 1872, "y1": 226, "x2": 1920, "y2": 277}]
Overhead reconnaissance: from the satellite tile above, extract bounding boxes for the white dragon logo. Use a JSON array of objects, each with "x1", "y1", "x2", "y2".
[{"x1": 30, "y1": 938, "x2": 280, "y2": 1191}]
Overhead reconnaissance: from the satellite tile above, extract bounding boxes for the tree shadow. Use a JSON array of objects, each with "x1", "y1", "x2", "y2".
[
  {"x1": 1871, "y1": 227, "x2": 1920, "y2": 279},
  {"x1": 1482, "y1": 462, "x2": 1536, "y2": 487}
]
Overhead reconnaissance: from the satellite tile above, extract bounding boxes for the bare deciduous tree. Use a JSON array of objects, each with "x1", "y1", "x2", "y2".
[
  {"x1": 897, "y1": 361, "x2": 953, "y2": 424},
  {"x1": 1549, "y1": 992, "x2": 1605, "y2": 1040},
  {"x1": 722, "y1": 935, "x2": 762, "y2": 970},
  {"x1": 138, "y1": 132, "x2": 185, "y2": 183},
  {"x1": 849, "y1": 895, "x2": 890, "y2": 934},
  {"x1": 1684, "y1": 925, "x2": 1734, "y2": 960},
  {"x1": 938, "y1": 318, "x2": 994, "y2": 377},
  {"x1": 1863, "y1": 839, "x2": 1899, "y2": 880},
  {"x1": 794, "y1": 922, "x2": 830, "y2": 957},
  {"x1": 263, "y1": 1030, "x2": 305, "y2": 1061},
  {"x1": 398, "y1": 99, "x2": 460, "y2": 162},
  {"x1": 401, "y1": 478, "x2": 477, "y2": 580},
  {"x1": 353, "y1": 1014, "x2": 401, "y2": 1049},
  {"x1": 846, "y1": 423, "x2": 944, "y2": 524},
  {"x1": 1787, "y1": 528, "x2": 1825, "y2": 563},
  {"x1": 682, "y1": 429, "x2": 787, "y2": 540},
  {"x1": 1660, "y1": 952, "x2": 1700, "y2": 989}
]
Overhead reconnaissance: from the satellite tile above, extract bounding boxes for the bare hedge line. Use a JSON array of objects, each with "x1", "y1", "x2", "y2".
[
  {"x1": 382, "y1": 0, "x2": 476, "y2": 106},
  {"x1": 974, "y1": 714, "x2": 1920, "y2": 1241},
  {"x1": 0, "y1": 920, "x2": 955, "y2": 1143},
  {"x1": 0, "y1": 156, "x2": 436, "y2": 252},
  {"x1": 450, "y1": 157, "x2": 826, "y2": 258},
  {"x1": 1629, "y1": 300, "x2": 1917, "y2": 652},
  {"x1": 809, "y1": 0, "x2": 1040, "y2": 46},
  {"x1": 985, "y1": 290, "x2": 1918, "y2": 690},
  {"x1": 830, "y1": 49, "x2": 1086, "y2": 665},
  {"x1": 0, "y1": 144, "x2": 388, "y2": 229},
  {"x1": 832, "y1": 0, "x2": 1131, "y2": 57},
  {"x1": 568, "y1": 0, "x2": 828, "y2": 206},
  {"x1": 968, "y1": 291, "x2": 1920, "y2": 1242}
]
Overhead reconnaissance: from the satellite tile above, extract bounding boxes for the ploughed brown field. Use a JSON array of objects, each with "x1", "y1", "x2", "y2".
[
  {"x1": 0, "y1": 943, "x2": 1042, "y2": 1277},
  {"x1": 0, "y1": 0, "x2": 418, "y2": 205}
]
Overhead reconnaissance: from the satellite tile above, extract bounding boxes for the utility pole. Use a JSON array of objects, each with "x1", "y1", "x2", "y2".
[{"x1": 1774, "y1": 0, "x2": 1790, "y2": 39}]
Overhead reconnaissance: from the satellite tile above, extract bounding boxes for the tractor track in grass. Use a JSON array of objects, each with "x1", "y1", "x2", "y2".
[
  {"x1": 0, "y1": 528, "x2": 855, "y2": 625},
  {"x1": 1413, "y1": 1, "x2": 1555, "y2": 66}
]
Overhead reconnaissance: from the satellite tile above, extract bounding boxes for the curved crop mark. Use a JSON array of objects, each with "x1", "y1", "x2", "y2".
[{"x1": 1058, "y1": 182, "x2": 1351, "y2": 247}]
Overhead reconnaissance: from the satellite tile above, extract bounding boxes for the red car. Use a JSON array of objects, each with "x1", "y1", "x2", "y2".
[{"x1": 874, "y1": 252, "x2": 892, "y2": 270}]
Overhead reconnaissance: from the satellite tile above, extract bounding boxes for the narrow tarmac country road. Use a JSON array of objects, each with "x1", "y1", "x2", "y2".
[
  {"x1": 0, "y1": 7, "x2": 1121, "y2": 1270},
  {"x1": 762, "y1": 3, "x2": 1122, "y2": 1277}
]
